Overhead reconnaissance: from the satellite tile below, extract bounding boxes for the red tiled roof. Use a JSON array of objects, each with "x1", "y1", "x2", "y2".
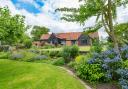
[
  {"x1": 56, "y1": 32, "x2": 82, "y2": 40},
  {"x1": 40, "y1": 32, "x2": 99, "y2": 40},
  {"x1": 40, "y1": 34, "x2": 51, "y2": 40}
]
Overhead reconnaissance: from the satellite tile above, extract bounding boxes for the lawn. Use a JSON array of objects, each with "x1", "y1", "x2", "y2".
[
  {"x1": 41, "y1": 46, "x2": 90, "y2": 52},
  {"x1": 0, "y1": 59, "x2": 85, "y2": 89}
]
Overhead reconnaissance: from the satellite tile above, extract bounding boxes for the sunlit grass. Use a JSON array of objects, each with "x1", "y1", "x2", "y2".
[{"x1": 0, "y1": 59, "x2": 85, "y2": 89}]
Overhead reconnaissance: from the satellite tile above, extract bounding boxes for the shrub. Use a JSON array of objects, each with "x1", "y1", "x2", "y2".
[
  {"x1": 124, "y1": 60, "x2": 128, "y2": 68},
  {"x1": 116, "y1": 69, "x2": 128, "y2": 89},
  {"x1": 28, "y1": 49, "x2": 40, "y2": 54},
  {"x1": 24, "y1": 39, "x2": 32, "y2": 48},
  {"x1": 49, "y1": 51, "x2": 58, "y2": 58},
  {"x1": 41, "y1": 51, "x2": 49, "y2": 56},
  {"x1": 10, "y1": 53, "x2": 24, "y2": 60},
  {"x1": 75, "y1": 55, "x2": 85, "y2": 64},
  {"x1": 52, "y1": 57, "x2": 65, "y2": 66},
  {"x1": 62, "y1": 45, "x2": 79, "y2": 63},
  {"x1": 21, "y1": 51, "x2": 37, "y2": 62},
  {"x1": 32, "y1": 55, "x2": 48, "y2": 61},
  {"x1": 0, "y1": 52, "x2": 10, "y2": 59},
  {"x1": 76, "y1": 63, "x2": 105, "y2": 83},
  {"x1": 0, "y1": 45, "x2": 9, "y2": 52},
  {"x1": 67, "y1": 61, "x2": 76, "y2": 69},
  {"x1": 70, "y1": 45, "x2": 79, "y2": 58}
]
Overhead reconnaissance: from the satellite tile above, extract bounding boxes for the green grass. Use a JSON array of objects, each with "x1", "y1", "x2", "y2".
[
  {"x1": 0, "y1": 59, "x2": 85, "y2": 89},
  {"x1": 41, "y1": 46, "x2": 90, "y2": 52}
]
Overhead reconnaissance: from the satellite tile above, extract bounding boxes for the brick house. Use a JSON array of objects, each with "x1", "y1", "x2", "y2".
[{"x1": 37, "y1": 32, "x2": 99, "y2": 46}]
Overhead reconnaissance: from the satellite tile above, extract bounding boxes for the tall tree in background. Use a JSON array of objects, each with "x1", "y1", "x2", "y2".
[
  {"x1": 57, "y1": 0, "x2": 128, "y2": 55},
  {"x1": 114, "y1": 23, "x2": 128, "y2": 45},
  {"x1": 31, "y1": 26, "x2": 49, "y2": 41},
  {"x1": 0, "y1": 7, "x2": 26, "y2": 45}
]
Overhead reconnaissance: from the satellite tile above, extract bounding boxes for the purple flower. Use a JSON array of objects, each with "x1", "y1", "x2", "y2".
[{"x1": 102, "y1": 64, "x2": 109, "y2": 69}]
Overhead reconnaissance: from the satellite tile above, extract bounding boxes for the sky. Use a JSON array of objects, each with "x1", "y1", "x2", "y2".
[{"x1": 0, "y1": 0, "x2": 128, "y2": 39}]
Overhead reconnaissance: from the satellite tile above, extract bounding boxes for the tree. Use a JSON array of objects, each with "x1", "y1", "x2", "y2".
[
  {"x1": 0, "y1": 7, "x2": 26, "y2": 45},
  {"x1": 114, "y1": 23, "x2": 128, "y2": 45},
  {"x1": 57, "y1": 0, "x2": 128, "y2": 55},
  {"x1": 31, "y1": 26, "x2": 49, "y2": 41}
]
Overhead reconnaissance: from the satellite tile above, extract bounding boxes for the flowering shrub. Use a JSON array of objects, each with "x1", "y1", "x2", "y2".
[
  {"x1": 86, "y1": 45, "x2": 128, "y2": 86},
  {"x1": 116, "y1": 69, "x2": 128, "y2": 89},
  {"x1": 32, "y1": 55, "x2": 48, "y2": 61},
  {"x1": 10, "y1": 54, "x2": 24, "y2": 60},
  {"x1": 88, "y1": 49, "x2": 122, "y2": 80},
  {"x1": 121, "y1": 45, "x2": 128, "y2": 60}
]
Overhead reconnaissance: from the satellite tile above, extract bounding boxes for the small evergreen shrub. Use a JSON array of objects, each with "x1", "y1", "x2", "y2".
[
  {"x1": 0, "y1": 52, "x2": 10, "y2": 59},
  {"x1": 23, "y1": 39, "x2": 32, "y2": 48},
  {"x1": 52, "y1": 57, "x2": 65, "y2": 66},
  {"x1": 49, "y1": 51, "x2": 58, "y2": 58},
  {"x1": 62, "y1": 45, "x2": 79, "y2": 63}
]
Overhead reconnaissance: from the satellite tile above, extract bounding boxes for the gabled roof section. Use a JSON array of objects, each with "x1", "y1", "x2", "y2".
[
  {"x1": 56, "y1": 32, "x2": 82, "y2": 40},
  {"x1": 40, "y1": 34, "x2": 52, "y2": 40},
  {"x1": 88, "y1": 32, "x2": 99, "y2": 39},
  {"x1": 40, "y1": 32, "x2": 99, "y2": 40}
]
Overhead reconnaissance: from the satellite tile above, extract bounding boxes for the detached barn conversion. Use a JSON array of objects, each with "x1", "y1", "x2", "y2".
[{"x1": 33, "y1": 32, "x2": 99, "y2": 46}]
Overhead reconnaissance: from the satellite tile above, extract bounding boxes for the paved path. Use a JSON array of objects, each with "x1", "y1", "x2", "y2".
[{"x1": 60, "y1": 67, "x2": 92, "y2": 89}]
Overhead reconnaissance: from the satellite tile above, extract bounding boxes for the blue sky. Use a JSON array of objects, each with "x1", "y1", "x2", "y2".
[
  {"x1": 0, "y1": 0, "x2": 128, "y2": 39},
  {"x1": 11, "y1": 0, "x2": 44, "y2": 14}
]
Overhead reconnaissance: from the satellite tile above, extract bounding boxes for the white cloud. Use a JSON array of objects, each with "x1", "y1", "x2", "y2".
[{"x1": 0, "y1": 0, "x2": 128, "y2": 40}]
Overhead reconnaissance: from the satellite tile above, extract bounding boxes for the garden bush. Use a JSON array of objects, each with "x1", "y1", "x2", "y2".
[
  {"x1": 86, "y1": 45, "x2": 128, "y2": 87},
  {"x1": 52, "y1": 57, "x2": 65, "y2": 66},
  {"x1": 67, "y1": 61, "x2": 76, "y2": 69},
  {"x1": 0, "y1": 52, "x2": 10, "y2": 59},
  {"x1": 0, "y1": 45, "x2": 9, "y2": 52},
  {"x1": 62, "y1": 45, "x2": 79, "y2": 63},
  {"x1": 75, "y1": 55, "x2": 86, "y2": 64},
  {"x1": 75, "y1": 62, "x2": 105, "y2": 83},
  {"x1": 10, "y1": 53, "x2": 24, "y2": 60},
  {"x1": 31, "y1": 55, "x2": 48, "y2": 61},
  {"x1": 49, "y1": 51, "x2": 58, "y2": 58},
  {"x1": 24, "y1": 39, "x2": 32, "y2": 48}
]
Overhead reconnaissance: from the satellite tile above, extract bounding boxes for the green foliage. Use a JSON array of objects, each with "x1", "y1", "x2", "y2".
[
  {"x1": 114, "y1": 23, "x2": 128, "y2": 45},
  {"x1": 31, "y1": 26, "x2": 49, "y2": 41},
  {"x1": 0, "y1": 7, "x2": 26, "y2": 45},
  {"x1": 76, "y1": 63, "x2": 105, "y2": 83},
  {"x1": 62, "y1": 45, "x2": 79, "y2": 63},
  {"x1": 0, "y1": 52, "x2": 10, "y2": 59},
  {"x1": 49, "y1": 51, "x2": 58, "y2": 58},
  {"x1": 23, "y1": 39, "x2": 32, "y2": 48},
  {"x1": 75, "y1": 55, "x2": 85, "y2": 64},
  {"x1": 9, "y1": 51, "x2": 37, "y2": 62},
  {"x1": 90, "y1": 40, "x2": 102, "y2": 53},
  {"x1": 124, "y1": 60, "x2": 128, "y2": 68},
  {"x1": 67, "y1": 61, "x2": 76, "y2": 69},
  {"x1": 52, "y1": 57, "x2": 65, "y2": 66},
  {"x1": 0, "y1": 45, "x2": 9, "y2": 52}
]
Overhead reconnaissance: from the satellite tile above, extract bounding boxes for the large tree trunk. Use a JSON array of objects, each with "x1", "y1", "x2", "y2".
[{"x1": 107, "y1": 0, "x2": 120, "y2": 54}]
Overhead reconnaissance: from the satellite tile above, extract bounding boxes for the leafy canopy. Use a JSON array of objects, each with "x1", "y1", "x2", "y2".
[
  {"x1": 31, "y1": 26, "x2": 49, "y2": 41},
  {"x1": 0, "y1": 7, "x2": 26, "y2": 45}
]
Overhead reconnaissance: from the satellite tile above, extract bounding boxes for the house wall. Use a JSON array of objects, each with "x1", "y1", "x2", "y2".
[
  {"x1": 66, "y1": 41, "x2": 72, "y2": 46},
  {"x1": 78, "y1": 34, "x2": 91, "y2": 46}
]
